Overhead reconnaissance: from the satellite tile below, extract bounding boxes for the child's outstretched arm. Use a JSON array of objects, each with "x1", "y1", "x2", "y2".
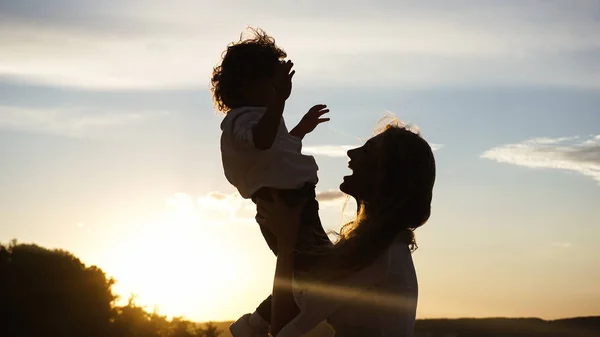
[
  {"x1": 290, "y1": 104, "x2": 330, "y2": 140},
  {"x1": 252, "y1": 60, "x2": 295, "y2": 150}
]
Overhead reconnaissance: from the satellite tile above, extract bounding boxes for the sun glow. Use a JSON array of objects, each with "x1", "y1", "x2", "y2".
[
  {"x1": 84, "y1": 191, "x2": 342, "y2": 322},
  {"x1": 103, "y1": 193, "x2": 258, "y2": 321}
]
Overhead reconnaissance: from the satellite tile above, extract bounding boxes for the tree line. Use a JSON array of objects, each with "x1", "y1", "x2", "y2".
[
  {"x1": 2, "y1": 239, "x2": 598, "y2": 337},
  {"x1": 0, "y1": 239, "x2": 221, "y2": 337}
]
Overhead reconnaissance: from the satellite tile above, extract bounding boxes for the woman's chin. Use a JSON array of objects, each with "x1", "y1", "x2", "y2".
[{"x1": 340, "y1": 175, "x2": 351, "y2": 193}]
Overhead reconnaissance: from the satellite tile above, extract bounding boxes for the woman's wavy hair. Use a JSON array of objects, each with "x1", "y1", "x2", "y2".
[
  {"x1": 306, "y1": 117, "x2": 436, "y2": 281},
  {"x1": 210, "y1": 28, "x2": 287, "y2": 113}
]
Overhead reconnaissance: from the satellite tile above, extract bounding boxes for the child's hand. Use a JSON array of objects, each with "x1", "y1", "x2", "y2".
[
  {"x1": 274, "y1": 60, "x2": 295, "y2": 101},
  {"x1": 290, "y1": 104, "x2": 330, "y2": 139}
]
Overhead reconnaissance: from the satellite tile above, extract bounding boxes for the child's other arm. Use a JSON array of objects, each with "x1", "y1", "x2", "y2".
[
  {"x1": 252, "y1": 60, "x2": 295, "y2": 150},
  {"x1": 289, "y1": 104, "x2": 330, "y2": 140}
]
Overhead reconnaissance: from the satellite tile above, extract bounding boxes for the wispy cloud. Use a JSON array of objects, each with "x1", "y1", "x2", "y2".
[
  {"x1": 305, "y1": 143, "x2": 444, "y2": 157},
  {"x1": 0, "y1": 1, "x2": 599, "y2": 89},
  {"x1": 166, "y1": 192, "x2": 255, "y2": 226},
  {"x1": 430, "y1": 144, "x2": 444, "y2": 151},
  {"x1": 481, "y1": 135, "x2": 600, "y2": 185},
  {"x1": 0, "y1": 105, "x2": 168, "y2": 137},
  {"x1": 168, "y1": 189, "x2": 348, "y2": 226},
  {"x1": 303, "y1": 145, "x2": 355, "y2": 157},
  {"x1": 198, "y1": 192, "x2": 256, "y2": 224},
  {"x1": 534, "y1": 241, "x2": 574, "y2": 258},
  {"x1": 551, "y1": 242, "x2": 572, "y2": 249},
  {"x1": 316, "y1": 190, "x2": 347, "y2": 204}
]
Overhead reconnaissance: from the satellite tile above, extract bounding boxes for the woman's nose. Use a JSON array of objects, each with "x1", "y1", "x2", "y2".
[{"x1": 347, "y1": 147, "x2": 358, "y2": 158}]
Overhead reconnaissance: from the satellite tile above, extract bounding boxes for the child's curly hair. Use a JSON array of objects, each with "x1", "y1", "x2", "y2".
[{"x1": 211, "y1": 28, "x2": 287, "y2": 113}]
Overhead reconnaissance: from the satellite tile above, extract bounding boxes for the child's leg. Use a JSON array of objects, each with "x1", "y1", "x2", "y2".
[
  {"x1": 281, "y1": 185, "x2": 332, "y2": 271},
  {"x1": 250, "y1": 187, "x2": 280, "y2": 326},
  {"x1": 253, "y1": 187, "x2": 279, "y2": 255},
  {"x1": 248, "y1": 185, "x2": 328, "y2": 326},
  {"x1": 246, "y1": 186, "x2": 328, "y2": 332}
]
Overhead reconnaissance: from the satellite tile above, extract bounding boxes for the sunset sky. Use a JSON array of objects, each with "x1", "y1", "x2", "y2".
[{"x1": 1, "y1": 0, "x2": 599, "y2": 323}]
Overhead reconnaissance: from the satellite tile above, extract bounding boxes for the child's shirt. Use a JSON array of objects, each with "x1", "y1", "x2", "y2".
[{"x1": 220, "y1": 106, "x2": 319, "y2": 199}]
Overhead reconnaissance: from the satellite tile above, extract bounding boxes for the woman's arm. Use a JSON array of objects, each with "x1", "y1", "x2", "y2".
[
  {"x1": 270, "y1": 248, "x2": 299, "y2": 336},
  {"x1": 255, "y1": 193, "x2": 304, "y2": 336},
  {"x1": 276, "y1": 245, "x2": 394, "y2": 336}
]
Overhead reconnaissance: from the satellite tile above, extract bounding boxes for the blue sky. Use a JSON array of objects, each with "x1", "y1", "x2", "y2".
[{"x1": 1, "y1": 0, "x2": 599, "y2": 322}]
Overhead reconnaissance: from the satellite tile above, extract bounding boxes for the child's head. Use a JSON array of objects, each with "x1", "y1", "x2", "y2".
[{"x1": 211, "y1": 28, "x2": 287, "y2": 113}]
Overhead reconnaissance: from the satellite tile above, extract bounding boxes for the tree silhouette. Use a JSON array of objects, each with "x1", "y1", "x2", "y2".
[
  {"x1": 198, "y1": 322, "x2": 222, "y2": 337},
  {"x1": 0, "y1": 240, "x2": 115, "y2": 337},
  {"x1": 0, "y1": 240, "x2": 222, "y2": 337}
]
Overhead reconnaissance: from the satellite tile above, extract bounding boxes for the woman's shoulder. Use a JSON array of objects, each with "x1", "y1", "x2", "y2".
[
  {"x1": 338, "y1": 242, "x2": 414, "y2": 286},
  {"x1": 384, "y1": 242, "x2": 418, "y2": 292},
  {"x1": 388, "y1": 241, "x2": 413, "y2": 257},
  {"x1": 387, "y1": 242, "x2": 415, "y2": 266}
]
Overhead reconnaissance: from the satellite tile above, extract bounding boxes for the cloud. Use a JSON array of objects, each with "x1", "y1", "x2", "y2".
[
  {"x1": 430, "y1": 144, "x2": 444, "y2": 151},
  {"x1": 551, "y1": 242, "x2": 572, "y2": 249},
  {"x1": 166, "y1": 192, "x2": 255, "y2": 227},
  {"x1": 304, "y1": 143, "x2": 443, "y2": 157},
  {"x1": 168, "y1": 189, "x2": 349, "y2": 226},
  {"x1": 303, "y1": 145, "x2": 355, "y2": 157},
  {"x1": 207, "y1": 191, "x2": 228, "y2": 201},
  {"x1": 0, "y1": 1, "x2": 599, "y2": 89},
  {"x1": 481, "y1": 135, "x2": 600, "y2": 185},
  {"x1": 316, "y1": 190, "x2": 347, "y2": 204},
  {"x1": 534, "y1": 241, "x2": 574, "y2": 258},
  {"x1": 169, "y1": 192, "x2": 256, "y2": 226},
  {"x1": 198, "y1": 192, "x2": 255, "y2": 224},
  {"x1": 0, "y1": 105, "x2": 168, "y2": 137}
]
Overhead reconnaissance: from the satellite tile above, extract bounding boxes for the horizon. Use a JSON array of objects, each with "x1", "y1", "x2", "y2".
[{"x1": 1, "y1": 0, "x2": 599, "y2": 323}]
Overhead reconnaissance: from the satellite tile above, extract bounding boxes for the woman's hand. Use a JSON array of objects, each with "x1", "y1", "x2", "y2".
[{"x1": 256, "y1": 191, "x2": 306, "y2": 253}]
